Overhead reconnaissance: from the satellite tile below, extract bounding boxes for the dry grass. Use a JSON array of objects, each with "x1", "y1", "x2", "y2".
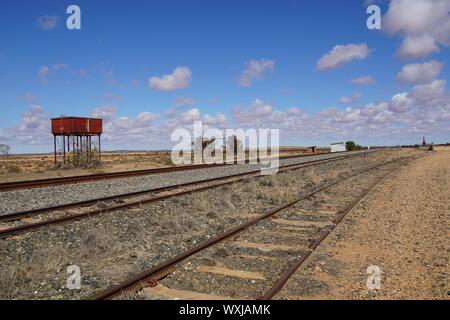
[
  {"x1": 255, "y1": 174, "x2": 297, "y2": 205},
  {"x1": 159, "y1": 156, "x2": 173, "y2": 166},
  {"x1": 0, "y1": 243, "x2": 69, "y2": 299},
  {"x1": 79, "y1": 218, "x2": 122, "y2": 259},
  {"x1": 169, "y1": 212, "x2": 195, "y2": 231},
  {"x1": 218, "y1": 185, "x2": 242, "y2": 210},
  {"x1": 304, "y1": 167, "x2": 320, "y2": 185},
  {"x1": 244, "y1": 179, "x2": 259, "y2": 193},
  {"x1": 259, "y1": 176, "x2": 276, "y2": 187},
  {"x1": 7, "y1": 165, "x2": 22, "y2": 173},
  {"x1": 0, "y1": 152, "x2": 176, "y2": 182},
  {"x1": 124, "y1": 221, "x2": 148, "y2": 243},
  {"x1": 0, "y1": 215, "x2": 126, "y2": 298},
  {"x1": 192, "y1": 192, "x2": 210, "y2": 211}
]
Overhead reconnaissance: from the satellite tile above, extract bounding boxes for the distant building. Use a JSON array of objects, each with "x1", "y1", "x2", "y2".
[
  {"x1": 306, "y1": 146, "x2": 316, "y2": 154},
  {"x1": 331, "y1": 142, "x2": 346, "y2": 153},
  {"x1": 422, "y1": 136, "x2": 427, "y2": 146}
]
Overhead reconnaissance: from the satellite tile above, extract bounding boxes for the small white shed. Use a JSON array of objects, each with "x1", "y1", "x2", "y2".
[{"x1": 331, "y1": 142, "x2": 346, "y2": 153}]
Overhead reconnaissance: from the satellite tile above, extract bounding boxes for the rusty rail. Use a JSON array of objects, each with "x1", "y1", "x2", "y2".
[
  {"x1": 0, "y1": 152, "x2": 346, "y2": 192},
  {"x1": 89, "y1": 156, "x2": 409, "y2": 300},
  {"x1": 0, "y1": 162, "x2": 226, "y2": 192},
  {"x1": 0, "y1": 152, "x2": 367, "y2": 238},
  {"x1": 257, "y1": 159, "x2": 405, "y2": 300}
]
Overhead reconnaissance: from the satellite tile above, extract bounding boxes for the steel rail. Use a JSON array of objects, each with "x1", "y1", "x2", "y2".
[
  {"x1": 257, "y1": 160, "x2": 406, "y2": 300},
  {"x1": 0, "y1": 152, "x2": 368, "y2": 238},
  {"x1": 0, "y1": 152, "x2": 366, "y2": 223},
  {"x1": 0, "y1": 163, "x2": 226, "y2": 192},
  {"x1": 89, "y1": 156, "x2": 410, "y2": 300},
  {"x1": 0, "y1": 152, "x2": 343, "y2": 192}
]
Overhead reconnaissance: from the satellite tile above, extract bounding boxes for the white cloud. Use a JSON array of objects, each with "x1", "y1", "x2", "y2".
[
  {"x1": 350, "y1": 75, "x2": 375, "y2": 85},
  {"x1": 174, "y1": 96, "x2": 195, "y2": 108},
  {"x1": 161, "y1": 107, "x2": 228, "y2": 135},
  {"x1": 389, "y1": 92, "x2": 413, "y2": 113},
  {"x1": 287, "y1": 107, "x2": 303, "y2": 115},
  {"x1": 228, "y1": 79, "x2": 449, "y2": 144},
  {"x1": 339, "y1": 92, "x2": 361, "y2": 104},
  {"x1": 22, "y1": 94, "x2": 39, "y2": 104},
  {"x1": 36, "y1": 16, "x2": 59, "y2": 30},
  {"x1": 317, "y1": 43, "x2": 372, "y2": 71},
  {"x1": 148, "y1": 67, "x2": 192, "y2": 91},
  {"x1": 233, "y1": 99, "x2": 273, "y2": 126},
  {"x1": 38, "y1": 66, "x2": 50, "y2": 83},
  {"x1": 19, "y1": 105, "x2": 49, "y2": 132},
  {"x1": 90, "y1": 106, "x2": 119, "y2": 122},
  {"x1": 164, "y1": 97, "x2": 197, "y2": 120},
  {"x1": 383, "y1": 0, "x2": 450, "y2": 36},
  {"x1": 238, "y1": 59, "x2": 275, "y2": 87},
  {"x1": 408, "y1": 79, "x2": 448, "y2": 107},
  {"x1": 165, "y1": 108, "x2": 177, "y2": 119},
  {"x1": 3, "y1": 78, "x2": 449, "y2": 151},
  {"x1": 38, "y1": 63, "x2": 71, "y2": 83},
  {"x1": 233, "y1": 99, "x2": 305, "y2": 128},
  {"x1": 396, "y1": 60, "x2": 444, "y2": 84},
  {"x1": 0, "y1": 104, "x2": 52, "y2": 148},
  {"x1": 203, "y1": 113, "x2": 227, "y2": 128},
  {"x1": 384, "y1": 0, "x2": 450, "y2": 59},
  {"x1": 180, "y1": 108, "x2": 201, "y2": 124},
  {"x1": 396, "y1": 35, "x2": 440, "y2": 59},
  {"x1": 89, "y1": 106, "x2": 161, "y2": 147}
]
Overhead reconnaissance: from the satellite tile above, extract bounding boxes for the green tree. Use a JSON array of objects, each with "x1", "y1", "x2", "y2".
[{"x1": 346, "y1": 141, "x2": 356, "y2": 151}]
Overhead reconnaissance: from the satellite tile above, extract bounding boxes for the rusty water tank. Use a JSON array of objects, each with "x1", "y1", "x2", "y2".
[{"x1": 51, "y1": 117, "x2": 102, "y2": 135}]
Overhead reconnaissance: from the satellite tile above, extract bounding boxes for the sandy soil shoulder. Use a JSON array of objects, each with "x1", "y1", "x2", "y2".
[{"x1": 276, "y1": 151, "x2": 449, "y2": 300}]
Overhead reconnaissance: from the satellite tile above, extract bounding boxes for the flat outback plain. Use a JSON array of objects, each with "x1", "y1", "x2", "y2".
[
  {"x1": 0, "y1": 147, "x2": 316, "y2": 183},
  {"x1": 0, "y1": 148, "x2": 448, "y2": 300}
]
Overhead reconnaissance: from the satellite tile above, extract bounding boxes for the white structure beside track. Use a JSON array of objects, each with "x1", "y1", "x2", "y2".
[{"x1": 331, "y1": 142, "x2": 346, "y2": 153}]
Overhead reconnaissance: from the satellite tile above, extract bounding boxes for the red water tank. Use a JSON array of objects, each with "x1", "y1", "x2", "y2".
[{"x1": 51, "y1": 117, "x2": 102, "y2": 135}]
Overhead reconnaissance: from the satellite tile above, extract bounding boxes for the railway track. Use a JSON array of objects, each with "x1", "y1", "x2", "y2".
[
  {"x1": 89, "y1": 155, "x2": 417, "y2": 300},
  {"x1": 0, "y1": 152, "x2": 369, "y2": 238},
  {"x1": 0, "y1": 152, "x2": 337, "y2": 192},
  {"x1": 0, "y1": 162, "x2": 226, "y2": 192}
]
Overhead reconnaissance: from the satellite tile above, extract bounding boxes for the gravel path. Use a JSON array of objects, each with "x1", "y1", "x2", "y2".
[
  {"x1": 274, "y1": 150, "x2": 449, "y2": 300},
  {"x1": 0, "y1": 151, "x2": 372, "y2": 215}
]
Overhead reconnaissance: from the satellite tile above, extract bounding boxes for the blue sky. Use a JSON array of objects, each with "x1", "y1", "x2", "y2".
[{"x1": 1, "y1": 0, "x2": 449, "y2": 153}]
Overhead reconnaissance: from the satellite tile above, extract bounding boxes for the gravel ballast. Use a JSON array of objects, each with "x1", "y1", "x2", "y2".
[
  {"x1": 0, "y1": 149, "x2": 418, "y2": 299},
  {"x1": 0, "y1": 150, "x2": 373, "y2": 215}
]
